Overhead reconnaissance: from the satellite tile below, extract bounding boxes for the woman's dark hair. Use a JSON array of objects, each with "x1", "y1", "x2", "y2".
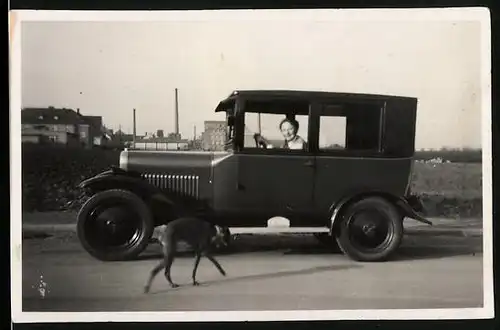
[{"x1": 279, "y1": 118, "x2": 299, "y2": 132}]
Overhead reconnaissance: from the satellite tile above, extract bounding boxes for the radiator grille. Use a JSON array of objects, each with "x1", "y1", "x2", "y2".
[{"x1": 142, "y1": 173, "x2": 200, "y2": 199}]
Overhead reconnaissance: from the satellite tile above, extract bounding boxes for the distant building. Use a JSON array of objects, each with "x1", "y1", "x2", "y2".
[
  {"x1": 21, "y1": 107, "x2": 107, "y2": 148},
  {"x1": 133, "y1": 137, "x2": 189, "y2": 151},
  {"x1": 167, "y1": 132, "x2": 182, "y2": 141},
  {"x1": 114, "y1": 130, "x2": 142, "y2": 142},
  {"x1": 202, "y1": 121, "x2": 226, "y2": 151},
  {"x1": 201, "y1": 120, "x2": 256, "y2": 150},
  {"x1": 189, "y1": 138, "x2": 203, "y2": 150},
  {"x1": 157, "y1": 129, "x2": 164, "y2": 138},
  {"x1": 84, "y1": 115, "x2": 105, "y2": 146},
  {"x1": 144, "y1": 131, "x2": 156, "y2": 139}
]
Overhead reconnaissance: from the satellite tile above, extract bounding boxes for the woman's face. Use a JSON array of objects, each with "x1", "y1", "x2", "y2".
[{"x1": 280, "y1": 121, "x2": 297, "y2": 141}]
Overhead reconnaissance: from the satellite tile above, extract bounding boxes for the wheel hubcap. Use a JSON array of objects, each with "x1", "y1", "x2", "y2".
[
  {"x1": 362, "y1": 223, "x2": 377, "y2": 236},
  {"x1": 347, "y1": 209, "x2": 392, "y2": 252},
  {"x1": 84, "y1": 200, "x2": 143, "y2": 253}
]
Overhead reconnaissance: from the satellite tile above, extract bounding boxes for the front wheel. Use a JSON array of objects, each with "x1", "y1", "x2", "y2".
[
  {"x1": 335, "y1": 197, "x2": 403, "y2": 262},
  {"x1": 77, "y1": 189, "x2": 155, "y2": 261}
]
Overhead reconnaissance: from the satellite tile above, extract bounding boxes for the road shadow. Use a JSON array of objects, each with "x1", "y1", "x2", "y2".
[
  {"x1": 149, "y1": 263, "x2": 362, "y2": 295},
  {"x1": 23, "y1": 232, "x2": 53, "y2": 240}
]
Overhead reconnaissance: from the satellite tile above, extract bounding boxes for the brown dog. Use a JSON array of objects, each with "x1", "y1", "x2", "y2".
[{"x1": 144, "y1": 217, "x2": 228, "y2": 293}]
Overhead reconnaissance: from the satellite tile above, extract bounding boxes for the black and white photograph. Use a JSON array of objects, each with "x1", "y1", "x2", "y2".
[{"x1": 10, "y1": 8, "x2": 493, "y2": 323}]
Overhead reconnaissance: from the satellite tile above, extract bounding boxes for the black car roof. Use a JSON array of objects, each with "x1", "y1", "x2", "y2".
[
  {"x1": 226, "y1": 90, "x2": 416, "y2": 101},
  {"x1": 215, "y1": 89, "x2": 417, "y2": 113}
]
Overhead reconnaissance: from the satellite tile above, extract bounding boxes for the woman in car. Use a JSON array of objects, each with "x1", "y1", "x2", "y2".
[
  {"x1": 278, "y1": 118, "x2": 307, "y2": 150},
  {"x1": 254, "y1": 117, "x2": 307, "y2": 150}
]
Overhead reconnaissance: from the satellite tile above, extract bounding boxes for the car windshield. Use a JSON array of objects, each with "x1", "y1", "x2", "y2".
[{"x1": 224, "y1": 111, "x2": 235, "y2": 151}]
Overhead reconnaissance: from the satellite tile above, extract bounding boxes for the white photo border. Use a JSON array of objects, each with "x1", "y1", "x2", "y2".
[{"x1": 9, "y1": 7, "x2": 494, "y2": 323}]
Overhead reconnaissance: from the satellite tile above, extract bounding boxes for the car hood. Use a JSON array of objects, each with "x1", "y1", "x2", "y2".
[{"x1": 121, "y1": 149, "x2": 230, "y2": 174}]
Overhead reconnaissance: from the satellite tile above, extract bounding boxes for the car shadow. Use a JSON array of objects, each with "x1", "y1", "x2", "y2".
[
  {"x1": 392, "y1": 244, "x2": 481, "y2": 261},
  {"x1": 139, "y1": 234, "x2": 482, "y2": 262},
  {"x1": 148, "y1": 263, "x2": 362, "y2": 295},
  {"x1": 391, "y1": 232, "x2": 483, "y2": 261}
]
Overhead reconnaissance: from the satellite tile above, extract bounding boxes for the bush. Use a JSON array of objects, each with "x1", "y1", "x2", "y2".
[
  {"x1": 22, "y1": 144, "x2": 120, "y2": 212},
  {"x1": 414, "y1": 149, "x2": 482, "y2": 163},
  {"x1": 411, "y1": 162, "x2": 482, "y2": 198},
  {"x1": 418, "y1": 194, "x2": 482, "y2": 218}
]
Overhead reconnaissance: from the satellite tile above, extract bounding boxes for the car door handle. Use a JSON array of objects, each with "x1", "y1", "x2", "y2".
[{"x1": 304, "y1": 160, "x2": 314, "y2": 167}]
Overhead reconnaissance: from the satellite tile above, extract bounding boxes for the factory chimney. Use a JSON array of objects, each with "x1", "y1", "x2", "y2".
[
  {"x1": 133, "y1": 108, "x2": 136, "y2": 149},
  {"x1": 174, "y1": 88, "x2": 179, "y2": 136}
]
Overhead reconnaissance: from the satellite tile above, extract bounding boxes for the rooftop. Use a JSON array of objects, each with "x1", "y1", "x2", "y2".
[
  {"x1": 21, "y1": 107, "x2": 103, "y2": 127},
  {"x1": 219, "y1": 89, "x2": 417, "y2": 104}
]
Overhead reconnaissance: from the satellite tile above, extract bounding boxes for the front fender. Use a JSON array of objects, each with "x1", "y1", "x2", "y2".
[
  {"x1": 78, "y1": 167, "x2": 174, "y2": 206},
  {"x1": 329, "y1": 190, "x2": 432, "y2": 232}
]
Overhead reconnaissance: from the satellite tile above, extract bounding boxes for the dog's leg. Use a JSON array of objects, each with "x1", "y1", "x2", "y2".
[
  {"x1": 192, "y1": 252, "x2": 202, "y2": 286},
  {"x1": 144, "y1": 260, "x2": 165, "y2": 294},
  {"x1": 204, "y1": 252, "x2": 226, "y2": 276},
  {"x1": 163, "y1": 241, "x2": 179, "y2": 288}
]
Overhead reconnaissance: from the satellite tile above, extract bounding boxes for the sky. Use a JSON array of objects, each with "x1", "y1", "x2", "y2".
[{"x1": 20, "y1": 15, "x2": 484, "y2": 149}]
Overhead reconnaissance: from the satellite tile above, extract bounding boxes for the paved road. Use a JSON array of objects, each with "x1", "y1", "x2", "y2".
[{"x1": 21, "y1": 231, "x2": 483, "y2": 312}]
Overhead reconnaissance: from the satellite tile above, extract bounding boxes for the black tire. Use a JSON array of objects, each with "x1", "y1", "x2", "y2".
[
  {"x1": 77, "y1": 189, "x2": 155, "y2": 261},
  {"x1": 335, "y1": 197, "x2": 403, "y2": 262}
]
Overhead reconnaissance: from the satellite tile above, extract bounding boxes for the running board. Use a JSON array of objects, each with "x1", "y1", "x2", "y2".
[{"x1": 228, "y1": 227, "x2": 330, "y2": 235}]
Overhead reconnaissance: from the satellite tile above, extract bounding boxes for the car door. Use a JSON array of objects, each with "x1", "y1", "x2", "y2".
[
  {"x1": 311, "y1": 101, "x2": 388, "y2": 217},
  {"x1": 235, "y1": 150, "x2": 316, "y2": 227}
]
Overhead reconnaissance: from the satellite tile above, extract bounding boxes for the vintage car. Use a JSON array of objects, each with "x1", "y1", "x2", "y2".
[{"x1": 76, "y1": 90, "x2": 431, "y2": 262}]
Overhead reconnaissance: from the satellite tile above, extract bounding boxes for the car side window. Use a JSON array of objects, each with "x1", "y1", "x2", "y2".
[
  {"x1": 318, "y1": 103, "x2": 383, "y2": 153},
  {"x1": 318, "y1": 115, "x2": 347, "y2": 150},
  {"x1": 244, "y1": 112, "x2": 309, "y2": 151}
]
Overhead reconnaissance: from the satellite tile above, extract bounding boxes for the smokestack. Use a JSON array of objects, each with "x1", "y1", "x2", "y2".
[
  {"x1": 174, "y1": 88, "x2": 179, "y2": 135},
  {"x1": 118, "y1": 124, "x2": 122, "y2": 144},
  {"x1": 257, "y1": 113, "x2": 262, "y2": 134},
  {"x1": 133, "y1": 108, "x2": 136, "y2": 149},
  {"x1": 193, "y1": 125, "x2": 196, "y2": 140}
]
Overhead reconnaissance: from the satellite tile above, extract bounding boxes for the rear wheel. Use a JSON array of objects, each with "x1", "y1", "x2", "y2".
[
  {"x1": 77, "y1": 189, "x2": 155, "y2": 261},
  {"x1": 335, "y1": 197, "x2": 403, "y2": 262}
]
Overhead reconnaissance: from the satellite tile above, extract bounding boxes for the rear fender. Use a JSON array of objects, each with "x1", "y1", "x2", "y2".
[
  {"x1": 396, "y1": 194, "x2": 432, "y2": 225},
  {"x1": 329, "y1": 190, "x2": 432, "y2": 235}
]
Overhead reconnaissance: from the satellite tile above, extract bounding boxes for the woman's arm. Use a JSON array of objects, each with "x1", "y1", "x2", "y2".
[{"x1": 254, "y1": 133, "x2": 274, "y2": 148}]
